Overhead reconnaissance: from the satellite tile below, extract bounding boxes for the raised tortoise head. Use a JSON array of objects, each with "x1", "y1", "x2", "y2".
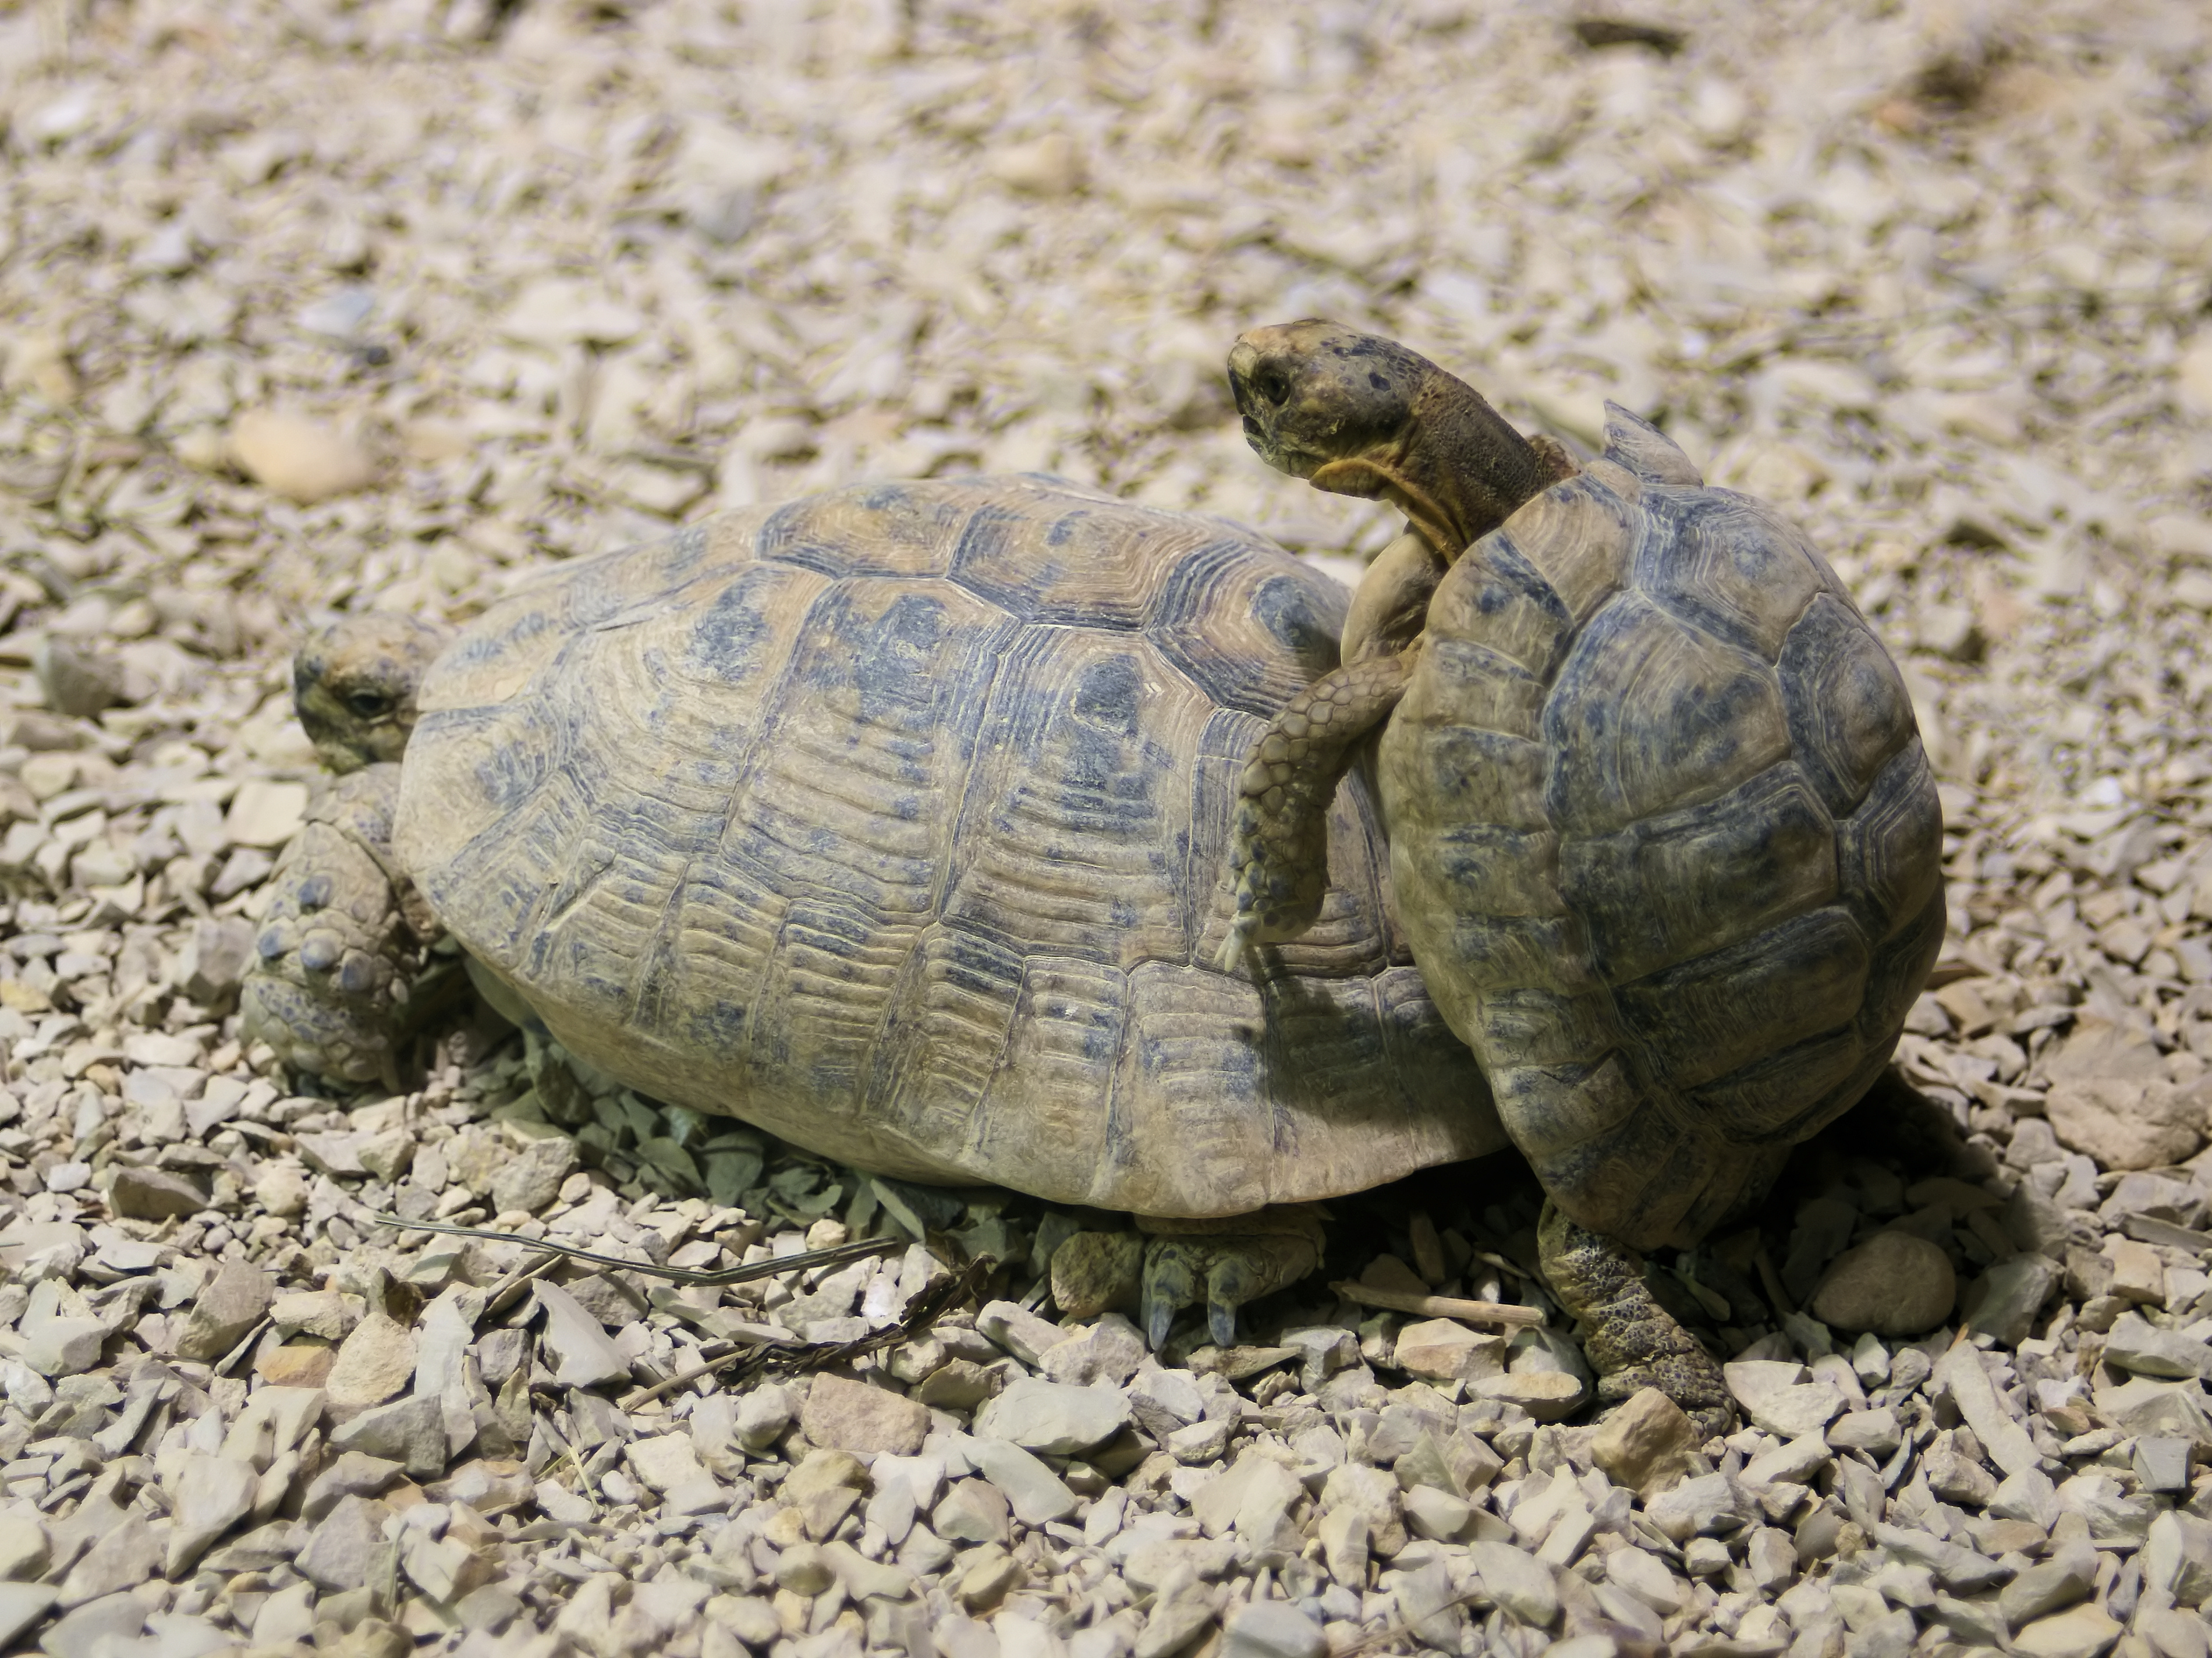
[
  {"x1": 1227, "y1": 319, "x2": 1560, "y2": 558},
  {"x1": 293, "y1": 614, "x2": 451, "y2": 774}
]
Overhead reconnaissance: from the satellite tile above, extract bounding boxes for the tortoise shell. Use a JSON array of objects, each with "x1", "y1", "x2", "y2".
[
  {"x1": 394, "y1": 475, "x2": 1506, "y2": 1216},
  {"x1": 1379, "y1": 409, "x2": 1944, "y2": 1252}
]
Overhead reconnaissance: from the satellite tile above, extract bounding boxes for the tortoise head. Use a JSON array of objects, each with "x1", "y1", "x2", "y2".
[
  {"x1": 293, "y1": 614, "x2": 452, "y2": 774},
  {"x1": 1228, "y1": 320, "x2": 1558, "y2": 557}
]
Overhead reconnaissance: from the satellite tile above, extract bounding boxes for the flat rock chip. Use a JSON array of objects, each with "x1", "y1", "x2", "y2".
[{"x1": 800, "y1": 1373, "x2": 930, "y2": 1456}]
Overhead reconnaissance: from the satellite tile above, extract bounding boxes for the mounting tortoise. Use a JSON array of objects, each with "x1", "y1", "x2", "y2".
[
  {"x1": 242, "y1": 474, "x2": 1516, "y2": 1348},
  {"x1": 1219, "y1": 322, "x2": 1945, "y2": 1429}
]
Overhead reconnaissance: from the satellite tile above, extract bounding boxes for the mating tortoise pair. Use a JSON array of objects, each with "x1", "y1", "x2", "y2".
[{"x1": 244, "y1": 325, "x2": 1942, "y2": 1427}]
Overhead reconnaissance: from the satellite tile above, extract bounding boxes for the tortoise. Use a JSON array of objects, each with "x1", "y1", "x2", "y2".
[
  {"x1": 1218, "y1": 322, "x2": 1945, "y2": 1428},
  {"x1": 242, "y1": 474, "x2": 1516, "y2": 1347}
]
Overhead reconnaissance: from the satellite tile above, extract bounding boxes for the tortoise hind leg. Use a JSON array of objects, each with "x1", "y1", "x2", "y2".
[
  {"x1": 1218, "y1": 650, "x2": 1413, "y2": 973},
  {"x1": 1538, "y1": 1199, "x2": 1733, "y2": 1439}
]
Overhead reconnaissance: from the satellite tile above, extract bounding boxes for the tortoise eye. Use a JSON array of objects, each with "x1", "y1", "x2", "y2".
[
  {"x1": 1250, "y1": 364, "x2": 1293, "y2": 407},
  {"x1": 345, "y1": 689, "x2": 393, "y2": 719}
]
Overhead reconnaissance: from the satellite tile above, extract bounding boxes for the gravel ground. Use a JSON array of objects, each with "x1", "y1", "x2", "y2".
[{"x1": 3, "y1": 0, "x2": 2212, "y2": 1656}]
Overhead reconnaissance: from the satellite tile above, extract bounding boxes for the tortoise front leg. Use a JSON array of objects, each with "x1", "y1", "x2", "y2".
[
  {"x1": 240, "y1": 763, "x2": 439, "y2": 1086},
  {"x1": 1217, "y1": 647, "x2": 1413, "y2": 973}
]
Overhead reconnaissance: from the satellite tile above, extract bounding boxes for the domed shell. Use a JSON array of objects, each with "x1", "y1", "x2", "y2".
[
  {"x1": 1380, "y1": 410, "x2": 1943, "y2": 1251},
  {"x1": 395, "y1": 476, "x2": 1506, "y2": 1216}
]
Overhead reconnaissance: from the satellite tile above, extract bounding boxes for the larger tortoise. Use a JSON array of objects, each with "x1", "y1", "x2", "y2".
[
  {"x1": 244, "y1": 474, "x2": 1511, "y2": 1344},
  {"x1": 1220, "y1": 323, "x2": 1945, "y2": 1427}
]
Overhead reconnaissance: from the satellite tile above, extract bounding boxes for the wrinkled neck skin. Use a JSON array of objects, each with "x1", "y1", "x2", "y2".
[{"x1": 1311, "y1": 370, "x2": 1557, "y2": 561}]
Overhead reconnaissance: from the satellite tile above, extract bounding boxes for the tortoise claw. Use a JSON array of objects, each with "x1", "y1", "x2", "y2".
[
  {"x1": 1143, "y1": 1292, "x2": 1177, "y2": 1352},
  {"x1": 1206, "y1": 1297, "x2": 1239, "y2": 1350},
  {"x1": 1136, "y1": 1217, "x2": 1325, "y2": 1351}
]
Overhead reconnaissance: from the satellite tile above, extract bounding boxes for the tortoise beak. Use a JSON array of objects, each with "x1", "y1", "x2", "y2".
[{"x1": 1226, "y1": 331, "x2": 1314, "y2": 477}]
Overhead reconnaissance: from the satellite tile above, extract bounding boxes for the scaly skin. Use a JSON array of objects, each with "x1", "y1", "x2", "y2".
[
  {"x1": 1539, "y1": 1199, "x2": 1732, "y2": 1438},
  {"x1": 1217, "y1": 649, "x2": 1416, "y2": 972},
  {"x1": 1218, "y1": 321, "x2": 1566, "y2": 975},
  {"x1": 243, "y1": 616, "x2": 452, "y2": 1079}
]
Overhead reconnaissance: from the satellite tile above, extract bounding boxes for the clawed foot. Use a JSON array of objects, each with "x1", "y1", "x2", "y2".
[
  {"x1": 1048, "y1": 1210, "x2": 1327, "y2": 1349},
  {"x1": 1139, "y1": 1210, "x2": 1326, "y2": 1349},
  {"x1": 1539, "y1": 1199, "x2": 1733, "y2": 1438}
]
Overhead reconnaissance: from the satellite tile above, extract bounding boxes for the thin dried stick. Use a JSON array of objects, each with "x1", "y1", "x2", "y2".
[
  {"x1": 1331, "y1": 1281, "x2": 1545, "y2": 1328},
  {"x1": 373, "y1": 1213, "x2": 898, "y2": 1285}
]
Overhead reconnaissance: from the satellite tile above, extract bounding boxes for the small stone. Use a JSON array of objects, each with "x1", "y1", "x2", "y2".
[
  {"x1": 1643, "y1": 1472, "x2": 1757, "y2": 1542},
  {"x1": 1809, "y1": 1231, "x2": 1956, "y2": 1334},
  {"x1": 963, "y1": 1435, "x2": 1079, "y2": 1526},
  {"x1": 1963, "y1": 1254, "x2": 2061, "y2": 1347},
  {"x1": 535, "y1": 1281, "x2": 632, "y2": 1389},
  {"x1": 324, "y1": 1312, "x2": 417, "y2": 1416},
  {"x1": 329, "y1": 1394, "x2": 449, "y2": 1479},
  {"x1": 1467, "y1": 1369, "x2": 1585, "y2": 1420},
  {"x1": 1402, "y1": 1483, "x2": 1474, "y2": 1542},
  {"x1": 628, "y1": 1434, "x2": 711, "y2": 1494},
  {"x1": 23, "y1": 1317, "x2": 105, "y2": 1378},
  {"x1": 33, "y1": 636, "x2": 133, "y2": 718},
  {"x1": 973, "y1": 1376, "x2": 1130, "y2": 1454},
  {"x1": 1052, "y1": 1233, "x2": 1144, "y2": 1320},
  {"x1": 735, "y1": 1383, "x2": 795, "y2": 1451},
  {"x1": 223, "y1": 779, "x2": 312, "y2": 849},
  {"x1": 106, "y1": 1164, "x2": 208, "y2": 1220},
  {"x1": 1723, "y1": 1360, "x2": 1845, "y2": 1439},
  {"x1": 775, "y1": 1540, "x2": 835, "y2": 1594},
  {"x1": 2107, "y1": 1238, "x2": 2170, "y2": 1304},
  {"x1": 2104, "y1": 1312, "x2": 2212, "y2": 1381},
  {"x1": 2001, "y1": 1540, "x2": 2099, "y2": 1628},
  {"x1": 1168, "y1": 1415, "x2": 1235, "y2": 1464},
  {"x1": 179, "y1": 916, "x2": 256, "y2": 1004},
  {"x1": 1468, "y1": 1539, "x2": 1558, "y2": 1626},
  {"x1": 2046, "y1": 1076, "x2": 2207, "y2": 1171},
  {"x1": 823, "y1": 1539, "x2": 914, "y2": 1602},
  {"x1": 958, "y1": 1544, "x2": 1023, "y2": 1614},
  {"x1": 272, "y1": 1288, "x2": 362, "y2": 1341},
  {"x1": 1222, "y1": 1600, "x2": 1327, "y2": 1658},
  {"x1": 0, "y1": 1515, "x2": 49, "y2": 1581},
  {"x1": 1828, "y1": 1409, "x2": 1902, "y2": 1458},
  {"x1": 800, "y1": 1373, "x2": 930, "y2": 1456},
  {"x1": 2144, "y1": 1510, "x2": 2212, "y2": 1606},
  {"x1": 490, "y1": 1134, "x2": 578, "y2": 1215},
  {"x1": 2010, "y1": 1599, "x2": 2122, "y2": 1658},
  {"x1": 302, "y1": 1452, "x2": 402, "y2": 1521},
  {"x1": 933, "y1": 1478, "x2": 1011, "y2": 1545},
  {"x1": 175, "y1": 1259, "x2": 272, "y2": 1362},
  {"x1": 1607, "y1": 1543, "x2": 1687, "y2": 1614},
  {"x1": 427, "y1": 1459, "x2": 534, "y2": 1515},
  {"x1": 1936, "y1": 1345, "x2": 2041, "y2": 1478},
  {"x1": 1741, "y1": 1433, "x2": 1832, "y2": 1487},
  {"x1": 356, "y1": 1126, "x2": 413, "y2": 1184},
  {"x1": 976, "y1": 1299, "x2": 1066, "y2": 1367},
  {"x1": 1134, "y1": 1572, "x2": 1216, "y2": 1658},
  {"x1": 1038, "y1": 1314, "x2": 1147, "y2": 1387},
  {"x1": 1591, "y1": 1387, "x2": 1703, "y2": 1494},
  {"x1": 299, "y1": 1495, "x2": 391, "y2": 1593},
  {"x1": 256, "y1": 1342, "x2": 338, "y2": 1389},
  {"x1": 1923, "y1": 1433, "x2": 2001, "y2": 1507},
  {"x1": 58, "y1": 1510, "x2": 159, "y2": 1607},
  {"x1": 915, "y1": 1359, "x2": 998, "y2": 1410},
  {"x1": 229, "y1": 409, "x2": 378, "y2": 503},
  {"x1": 166, "y1": 1454, "x2": 258, "y2": 1575},
  {"x1": 0, "y1": 1583, "x2": 57, "y2": 1648},
  {"x1": 1392, "y1": 1318, "x2": 1504, "y2": 1383}
]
